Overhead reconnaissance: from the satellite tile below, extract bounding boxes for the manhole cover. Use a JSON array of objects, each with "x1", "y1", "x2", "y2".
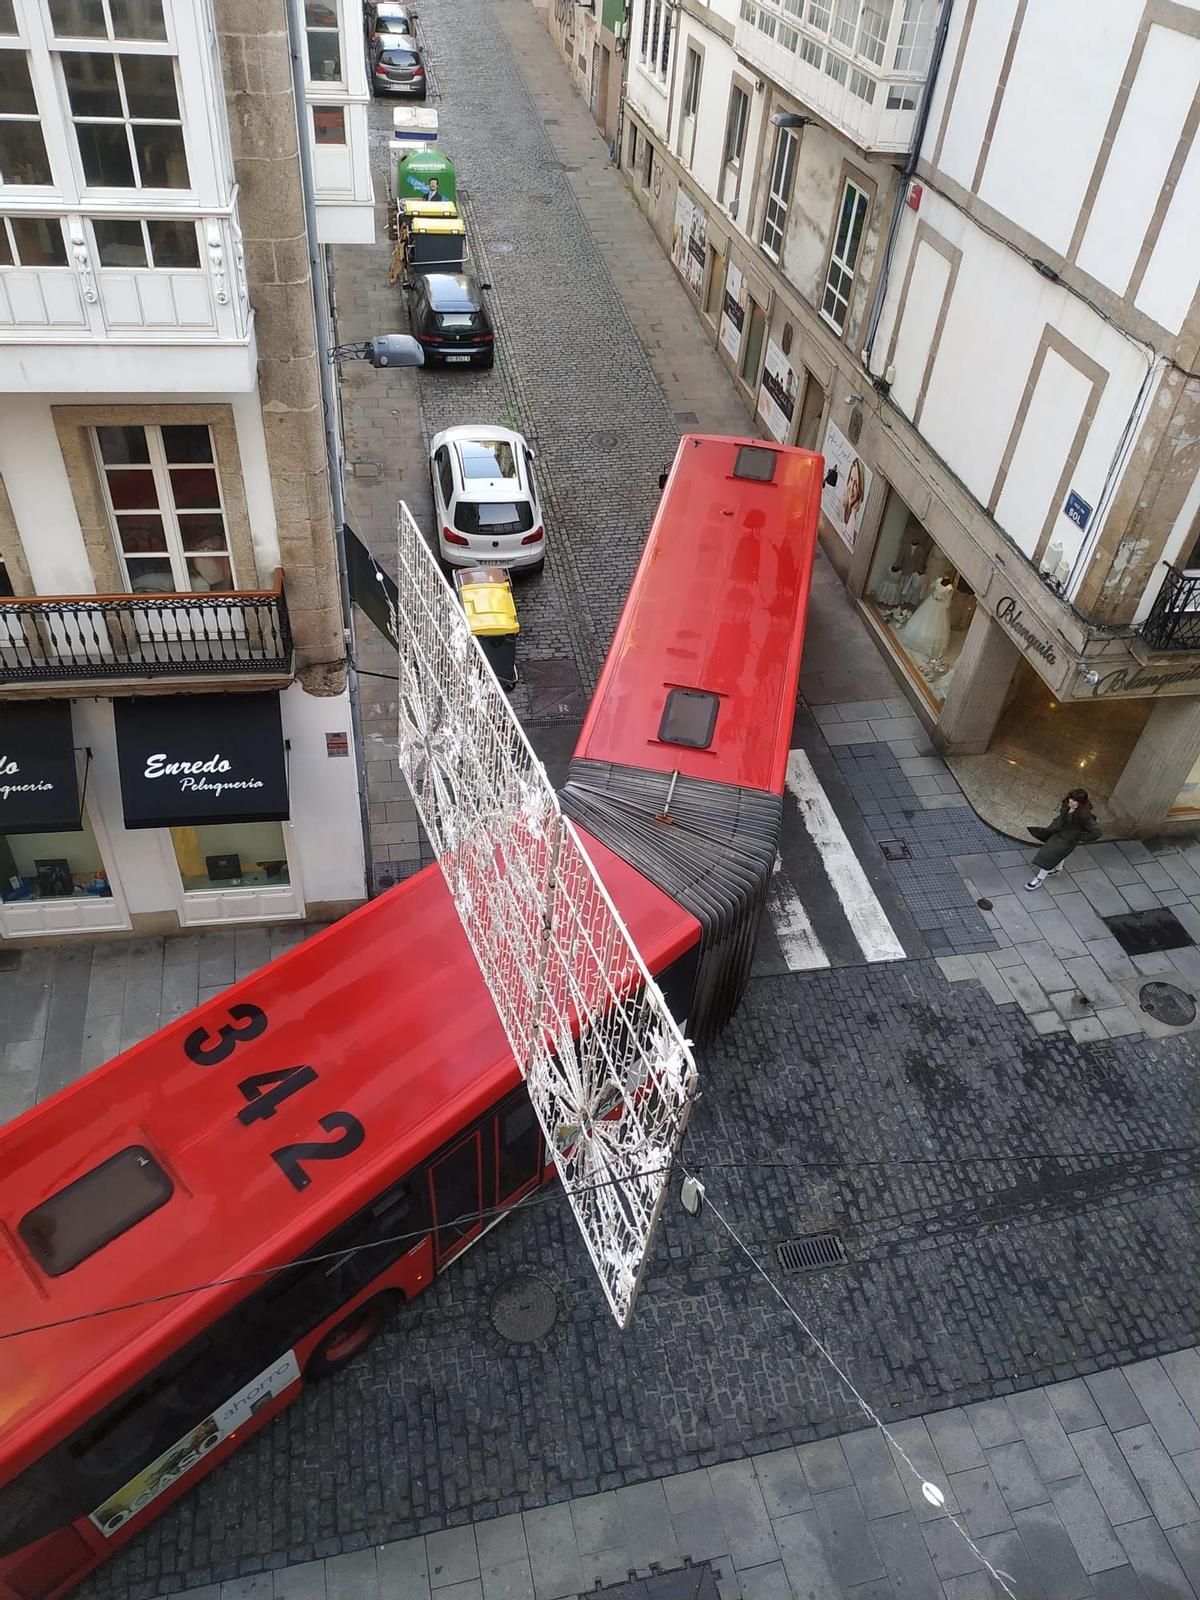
[
  {"x1": 976, "y1": 898, "x2": 993, "y2": 911},
  {"x1": 1139, "y1": 981, "x2": 1196, "y2": 1027},
  {"x1": 775, "y1": 1231, "x2": 848, "y2": 1273},
  {"x1": 491, "y1": 240, "x2": 516, "y2": 253},
  {"x1": 880, "y1": 839, "x2": 912, "y2": 862},
  {"x1": 490, "y1": 1274, "x2": 558, "y2": 1343},
  {"x1": 595, "y1": 430, "x2": 619, "y2": 449}
]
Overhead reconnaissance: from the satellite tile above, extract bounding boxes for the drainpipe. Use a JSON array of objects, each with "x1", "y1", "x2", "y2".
[
  {"x1": 861, "y1": 0, "x2": 953, "y2": 374},
  {"x1": 283, "y1": 0, "x2": 374, "y2": 904}
]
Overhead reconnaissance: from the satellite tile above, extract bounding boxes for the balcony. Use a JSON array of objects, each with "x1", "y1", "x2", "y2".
[
  {"x1": 0, "y1": 202, "x2": 256, "y2": 394},
  {"x1": 1140, "y1": 565, "x2": 1200, "y2": 653},
  {"x1": 0, "y1": 572, "x2": 292, "y2": 691},
  {"x1": 735, "y1": 0, "x2": 941, "y2": 154}
]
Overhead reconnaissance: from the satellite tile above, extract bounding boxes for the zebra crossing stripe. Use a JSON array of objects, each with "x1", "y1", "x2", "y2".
[
  {"x1": 784, "y1": 750, "x2": 907, "y2": 964},
  {"x1": 766, "y1": 855, "x2": 831, "y2": 971}
]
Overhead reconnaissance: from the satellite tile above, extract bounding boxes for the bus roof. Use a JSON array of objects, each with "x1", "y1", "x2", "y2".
[
  {"x1": 573, "y1": 435, "x2": 821, "y2": 795},
  {"x1": 0, "y1": 842, "x2": 696, "y2": 1475}
]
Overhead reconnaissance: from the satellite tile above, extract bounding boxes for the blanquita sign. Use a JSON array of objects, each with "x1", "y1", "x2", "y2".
[
  {"x1": 0, "y1": 701, "x2": 82, "y2": 834},
  {"x1": 114, "y1": 693, "x2": 289, "y2": 829}
]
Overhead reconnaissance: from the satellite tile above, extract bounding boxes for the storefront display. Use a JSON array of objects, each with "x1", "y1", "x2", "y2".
[
  {"x1": 864, "y1": 488, "x2": 976, "y2": 707},
  {"x1": 2, "y1": 811, "x2": 111, "y2": 903},
  {"x1": 170, "y1": 821, "x2": 291, "y2": 892}
]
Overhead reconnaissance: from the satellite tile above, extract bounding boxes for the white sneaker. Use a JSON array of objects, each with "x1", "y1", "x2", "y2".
[
  {"x1": 1025, "y1": 877, "x2": 1044, "y2": 891},
  {"x1": 1047, "y1": 864, "x2": 1064, "y2": 875}
]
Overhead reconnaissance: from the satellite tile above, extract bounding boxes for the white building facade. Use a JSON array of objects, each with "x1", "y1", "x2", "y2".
[
  {"x1": 0, "y1": 0, "x2": 374, "y2": 942},
  {"x1": 619, "y1": 0, "x2": 1200, "y2": 836}
]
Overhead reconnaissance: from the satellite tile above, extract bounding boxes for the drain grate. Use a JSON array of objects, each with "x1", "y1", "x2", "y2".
[
  {"x1": 674, "y1": 410, "x2": 700, "y2": 426},
  {"x1": 1105, "y1": 908, "x2": 1194, "y2": 956},
  {"x1": 1139, "y1": 981, "x2": 1197, "y2": 1027},
  {"x1": 880, "y1": 839, "x2": 912, "y2": 862},
  {"x1": 776, "y1": 1231, "x2": 848, "y2": 1274}
]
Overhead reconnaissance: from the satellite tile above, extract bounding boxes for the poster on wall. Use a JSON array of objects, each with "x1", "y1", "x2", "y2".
[
  {"x1": 719, "y1": 263, "x2": 746, "y2": 362},
  {"x1": 758, "y1": 339, "x2": 799, "y2": 444},
  {"x1": 820, "y1": 420, "x2": 873, "y2": 551},
  {"x1": 670, "y1": 188, "x2": 707, "y2": 297}
]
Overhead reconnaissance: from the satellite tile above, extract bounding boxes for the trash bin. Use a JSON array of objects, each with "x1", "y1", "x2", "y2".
[{"x1": 454, "y1": 566, "x2": 519, "y2": 690}]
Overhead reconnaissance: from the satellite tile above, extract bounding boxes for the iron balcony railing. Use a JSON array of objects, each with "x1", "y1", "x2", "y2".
[
  {"x1": 1140, "y1": 563, "x2": 1200, "y2": 652},
  {"x1": 0, "y1": 570, "x2": 292, "y2": 684}
]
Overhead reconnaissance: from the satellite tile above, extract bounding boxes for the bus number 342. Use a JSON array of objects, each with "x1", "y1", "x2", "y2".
[{"x1": 182, "y1": 1003, "x2": 365, "y2": 1192}]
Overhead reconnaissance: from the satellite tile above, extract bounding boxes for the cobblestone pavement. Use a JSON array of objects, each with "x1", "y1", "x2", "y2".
[{"x1": 155, "y1": 1351, "x2": 1200, "y2": 1600}]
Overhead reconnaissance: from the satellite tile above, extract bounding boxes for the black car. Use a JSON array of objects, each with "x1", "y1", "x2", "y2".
[
  {"x1": 408, "y1": 273, "x2": 495, "y2": 368},
  {"x1": 371, "y1": 40, "x2": 426, "y2": 97}
]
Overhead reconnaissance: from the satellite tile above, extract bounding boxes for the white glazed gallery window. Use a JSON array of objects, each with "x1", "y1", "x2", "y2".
[
  {"x1": 760, "y1": 125, "x2": 797, "y2": 263},
  {"x1": 0, "y1": 35, "x2": 54, "y2": 186},
  {"x1": 821, "y1": 177, "x2": 869, "y2": 333},
  {"x1": 0, "y1": 215, "x2": 69, "y2": 265},
  {"x1": 51, "y1": 0, "x2": 189, "y2": 190},
  {"x1": 94, "y1": 424, "x2": 236, "y2": 596},
  {"x1": 893, "y1": 0, "x2": 937, "y2": 72},
  {"x1": 304, "y1": 0, "x2": 342, "y2": 85},
  {"x1": 90, "y1": 216, "x2": 199, "y2": 266}
]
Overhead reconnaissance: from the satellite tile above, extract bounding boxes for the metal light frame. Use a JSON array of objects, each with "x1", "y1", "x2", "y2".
[{"x1": 394, "y1": 503, "x2": 697, "y2": 1328}]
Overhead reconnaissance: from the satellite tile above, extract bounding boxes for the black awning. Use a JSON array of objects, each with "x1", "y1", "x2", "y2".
[
  {"x1": 0, "y1": 701, "x2": 82, "y2": 835},
  {"x1": 114, "y1": 693, "x2": 289, "y2": 830}
]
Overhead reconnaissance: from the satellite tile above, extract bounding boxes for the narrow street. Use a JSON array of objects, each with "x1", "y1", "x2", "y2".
[{"x1": 33, "y1": 0, "x2": 1199, "y2": 1598}]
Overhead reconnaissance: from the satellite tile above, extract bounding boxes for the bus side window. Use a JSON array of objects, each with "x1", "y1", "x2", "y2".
[
  {"x1": 496, "y1": 1097, "x2": 541, "y2": 1204},
  {"x1": 0, "y1": 1468, "x2": 74, "y2": 1561}
]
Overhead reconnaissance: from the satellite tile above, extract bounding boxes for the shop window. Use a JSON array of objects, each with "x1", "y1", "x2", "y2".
[
  {"x1": 821, "y1": 178, "x2": 869, "y2": 334},
  {"x1": 0, "y1": 50, "x2": 53, "y2": 184},
  {"x1": 864, "y1": 488, "x2": 976, "y2": 708},
  {"x1": 94, "y1": 423, "x2": 235, "y2": 595},
  {"x1": 59, "y1": 46, "x2": 188, "y2": 189},
  {"x1": 171, "y1": 821, "x2": 290, "y2": 892},
  {"x1": 1, "y1": 811, "x2": 112, "y2": 903}
]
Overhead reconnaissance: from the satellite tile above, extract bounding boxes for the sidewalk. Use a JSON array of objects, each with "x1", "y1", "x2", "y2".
[{"x1": 167, "y1": 1353, "x2": 1200, "y2": 1600}]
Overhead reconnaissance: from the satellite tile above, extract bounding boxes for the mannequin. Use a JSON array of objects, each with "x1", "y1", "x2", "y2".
[
  {"x1": 899, "y1": 574, "x2": 954, "y2": 660},
  {"x1": 900, "y1": 564, "x2": 927, "y2": 606},
  {"x1": 875, "y1": 563, "x2": 904, "y2": 606}
]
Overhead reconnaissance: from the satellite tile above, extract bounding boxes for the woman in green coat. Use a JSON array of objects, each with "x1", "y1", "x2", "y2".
[{"x1": 1025, "y1": 788, "x2": 1102, "y2": 890}]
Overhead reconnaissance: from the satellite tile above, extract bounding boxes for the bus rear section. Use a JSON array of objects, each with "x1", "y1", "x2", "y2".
[{"x1": 0, "y1": 854, "x2": 698, "y2": 1600}]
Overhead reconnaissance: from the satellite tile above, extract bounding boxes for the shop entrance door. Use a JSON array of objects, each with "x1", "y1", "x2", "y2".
[{"x1": 797, "y1": 371, "x2": 826, "y2": 452}]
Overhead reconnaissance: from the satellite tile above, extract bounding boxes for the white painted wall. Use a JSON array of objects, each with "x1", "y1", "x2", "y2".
[
  {"x1": 626, "y1": 0, "x2": 671, "y2": 138},
  {"x1": 1075, "y1": 25, "x2": 1200, "y2": 303},
  {"x1": 280, "y1": 681, "x2": 366, "y2": 904},
  {"x1": 875, "y1": 188, "x2": 1152, "y2": 583},
  {"x1": 887, "y1": 240, "x2": 949, "y2": 417},
  {"x1": 977, "y1": 0, "x2": 1139, "y2": 257},
  {"x1": 0, "y1": 397, "x2": 93, "y2": 595},
  {"x1": 929, "y1": 0, "x2": 1020, "y2": 192}
]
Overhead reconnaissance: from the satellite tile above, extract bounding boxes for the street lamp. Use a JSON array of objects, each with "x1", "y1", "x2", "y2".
[
  {"x1": 328, "y1": 335, "x2": 425, "y2": 369},
  {"x1": 771, "y1": 111, "x2": 813, "y2": 129}
]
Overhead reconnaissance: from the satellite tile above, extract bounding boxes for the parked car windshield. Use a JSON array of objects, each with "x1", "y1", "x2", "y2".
[
  {"x1": 455, "y1": 501, "x2": 535, "y2": 534},
  {"x1": 459, "y1": 440, "x2": 518, "y2": 480}
]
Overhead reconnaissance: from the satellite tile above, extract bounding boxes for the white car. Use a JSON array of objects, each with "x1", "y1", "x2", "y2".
[{"x1": 429, "y1": 426, "x2": 546, "y2": 575}]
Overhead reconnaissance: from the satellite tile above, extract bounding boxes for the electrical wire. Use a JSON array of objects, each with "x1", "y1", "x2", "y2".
[
  {"x1": 691, "y1": 1175, "x2": 1020, "y2": 1600},
  {"x1": 4, "y1": 1145, "x2": 1198, "y2": 1343}
]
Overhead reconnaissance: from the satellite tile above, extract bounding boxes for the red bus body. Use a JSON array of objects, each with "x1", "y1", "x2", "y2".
[{"x1": 0, "y1": 434, "x2": 820, "y2": 1600}]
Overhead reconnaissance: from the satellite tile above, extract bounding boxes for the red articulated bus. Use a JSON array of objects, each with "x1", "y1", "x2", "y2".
[{"x1": 0, "y1": 435, "x2": 821, "y2": 1600}]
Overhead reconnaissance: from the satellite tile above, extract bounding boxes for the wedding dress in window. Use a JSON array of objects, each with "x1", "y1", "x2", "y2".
[{"x1": 898, "y1": 575, "x2": 954, "y2": 659}]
